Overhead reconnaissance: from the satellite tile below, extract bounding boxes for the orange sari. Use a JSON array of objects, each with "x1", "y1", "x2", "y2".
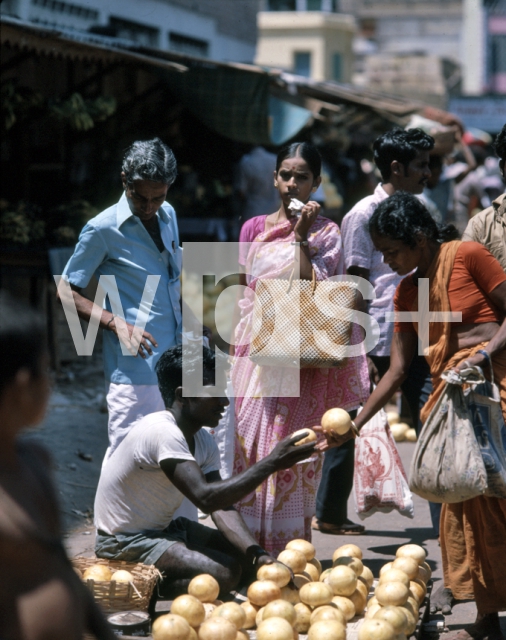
[{"x1": 413, "y1": 241, "x2": 506, "y2": 613}]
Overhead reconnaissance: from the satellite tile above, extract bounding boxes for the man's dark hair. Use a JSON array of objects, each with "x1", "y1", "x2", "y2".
[
  {"x1": 369, "y1": 191, "x2": 459, "y2": 248},
  {"x1": 155, "y1": 345, "x2": 227, "y2": 407},
  {"x1": 122, "y1": 137, "x2": 177, "y2": 187},
  {"x1": 0, "y1": 291, "x2": 46, "y2": 395},
  {"x1": 373, "y1": 128, "x2": 435, "y2": 182},
  {"x1": 493, "y1": 124, "x2": 506, "y2": 163}
]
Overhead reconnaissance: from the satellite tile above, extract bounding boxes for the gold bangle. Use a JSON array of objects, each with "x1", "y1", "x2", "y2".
[{"x1": 350, "y1": 421, "x2": 360, "y2": 437}]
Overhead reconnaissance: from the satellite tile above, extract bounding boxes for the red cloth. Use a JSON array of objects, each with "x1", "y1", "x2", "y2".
[{"x1": 394, "y1": 241, "x2": 506, "y2": 333}]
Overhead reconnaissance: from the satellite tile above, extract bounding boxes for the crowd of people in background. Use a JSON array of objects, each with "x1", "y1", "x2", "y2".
[{"x1": 1, "y1": 121, "x2": 504, "y2": 639}]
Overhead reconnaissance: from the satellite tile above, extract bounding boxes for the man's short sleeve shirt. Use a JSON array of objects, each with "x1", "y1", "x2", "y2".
[
  {"x1": 61, "y1": 193, "x2": 182, "y2": 384},
  {"x1": 94, "y1": 411, "x2": 221, "y2": 535},
  {"x1": 341, "y1": 184, "x2": 403, "y2": 356}
]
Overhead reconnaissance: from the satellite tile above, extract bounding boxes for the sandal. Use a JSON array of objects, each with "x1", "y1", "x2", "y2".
[{"x1": 311, "y1": 517, "x2": 365, "y2": 535}]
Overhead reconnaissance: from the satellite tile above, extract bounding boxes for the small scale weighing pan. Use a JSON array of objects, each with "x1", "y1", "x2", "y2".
[{"x1": 107, "y1": 610, "x2": 150, "y2": 636}]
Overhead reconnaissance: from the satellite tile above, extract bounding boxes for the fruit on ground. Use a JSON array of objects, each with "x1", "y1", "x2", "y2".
[
  {"x1": 299, "y1": 581, "x2": 334, "y2": 607},
  {"x1": 348, "y1": 587, "x2": 367, "y2": 615},
  {"x1": 171, "y1": 595, "x2": 206, "y2": 627},
  {"x1": 373, "y1": 606, "x2": 408, "y2": 635},
  {"x1": 303, "y1": 563, "x2": 320, "y2": 582},
  {"x1": 110, "y1": 569, "x2": 134, "y2": 583},
  {"x1": 327, "y1": 565, "x2": 357, "y2": 597},
  {"x1": 83, "y1": 564, "x2": 112, "y2": 581},
  {"x1": 361, "y1": 565, "x2": 374, "y2": 589},
  {"x1": 308, "y1": 557, "x2": 322, "y2": 576},
  {"x1": 293, "y1": 603, "x2": 312, "y2": 633},
  {"x1": 331, "y1": 595, "x2": 355, "y2": 621},
  {"x1": 262, "y1": 599, "x2": 296, "y2": 625},
  {"x1": 198, "y1": 617, "x2": 237, "y2": 640},
  {"x1": 188, "y1": 574, "x2": 220, "y2": 603},
  {"x1": 153, "y1": 614, "x2": 192, "y2": 640},
  {"x1": 308, "y1": 619, "x2": 346, "y2": 640},
  {"x1": 375, "y1": 582, "x2": 410, "y2": 606},
  {"x1": 379, "y1": 569, "x2": 410, "y2": 589},
  {"x1": 310, "y1": 605, "x2": 346, "y2": 626},
  {"x1": 333, "y1": 555, "x2": 363, "y2": 576},
  {"x1": 358, "y1": 619, "x2": 396, "y2": 640},
  {"x1": 277, "y1": 549, "x2": 307, "y2": 574},
  {"x1": 409, "y1": 580, "x2": 427, "y2": 605},
  {"x1": 279, "y1": 585, "x2": 300, "y2": 604},
  {"x1": 379, "y1": 562, "x2": 393, "y2": 576},
  {"x1": 332, "y1": 543, "x2": 363, "y2": 562},
  {"x1": 240, "y1": 601, "x2": 258, "y2": 629},
  {"x1": 247, "y1": 581, "x2": 282, "y2": 607},
  {"x1": 392, "y1": 557, "x2": 419, "y2": 580},
  {"x1": 212, "y1": 603, "x2": 247, "y2": 629},
  {"x1": 405, "y1": 428, "x2": 417, "y2": 442},
  {"x1": 293, "y1": 573, "x2": 310, "y2": 589},
  {"x1": 396, "y1": 544, "x2": 426, "y2": 566},
  {"x1": 386, "y1": 411, "x2": 400, "y2": 425},
  {"x1": 321, "y1": 408, "x2": 352, "y2": 435},
  {"x1": 285, "y1": 539, "x2": 316, "y2": 561},
  {"x1": 257, "y1": 563, "x2": 292, "y2": 588},
  {"x1": 390, "y1": 423, "x2": 409, "y2": 442},
  {"x1": 257, "y1": 617, "x2": 294, "y2": 640}
]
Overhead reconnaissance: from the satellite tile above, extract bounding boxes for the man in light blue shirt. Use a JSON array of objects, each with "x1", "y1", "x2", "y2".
[{"x1": 60, "y1": 138, "x2": 188, "y2": 461}]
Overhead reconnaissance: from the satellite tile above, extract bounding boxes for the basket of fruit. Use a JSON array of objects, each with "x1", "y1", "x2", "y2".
[{"x1": 73, "y1": 556, "x2": 161, "y2": 613}]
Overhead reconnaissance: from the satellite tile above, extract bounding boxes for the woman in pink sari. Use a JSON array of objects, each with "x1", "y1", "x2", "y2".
[{"x1": 232, "y1": 143, "x2": 369, "y2": 554}]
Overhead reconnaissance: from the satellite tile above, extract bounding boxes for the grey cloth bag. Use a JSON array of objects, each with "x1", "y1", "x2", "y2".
[{"x1": 409, "y1": 366, "x2": 488, "y2": 503}]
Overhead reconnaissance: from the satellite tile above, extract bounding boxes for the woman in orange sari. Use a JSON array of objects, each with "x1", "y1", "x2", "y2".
[{"x1": 319, "y1": 191, "x2": 506, "y2": 640}]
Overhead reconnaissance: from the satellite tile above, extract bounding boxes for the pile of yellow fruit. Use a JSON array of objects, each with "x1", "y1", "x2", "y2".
[
  {"x1": 386, "y1": 411, "x2": 418, "y2": 443},
  {"x1": 79, "y1": 564, "x2": 134, "y2": 584},
  {"x1": 152, "y1": 541, "x2": 430, "y2": 640}
]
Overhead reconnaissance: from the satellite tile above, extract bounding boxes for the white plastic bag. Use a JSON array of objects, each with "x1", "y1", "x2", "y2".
[{"x1": 354, "y1": 406, "x2": 414, "y2": 519}]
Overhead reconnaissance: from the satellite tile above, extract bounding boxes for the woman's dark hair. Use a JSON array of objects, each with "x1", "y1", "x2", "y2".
[
  {"x1": 275, "y1": 142, "x2": 322, "y2": 178},
  {"x1": 494, "y1": 123, "x2": 506, "y2": 163},
  {"x1": 368, "y1": 191, "x2": 460, "y2": 248},
  {"x1": 0, "y1": 291, "x2": 46, "y2": 395},
  {"x1": 373, "y1": 128, "x2": 434, "y2": 182},
  {"x1": 155, "y1": 344, "x2": 228, "y2": 407}
]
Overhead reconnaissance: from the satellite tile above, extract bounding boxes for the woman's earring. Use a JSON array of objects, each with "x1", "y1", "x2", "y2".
[{"x1": 274, "y1": 182, "x2": 278, "y2": 187}]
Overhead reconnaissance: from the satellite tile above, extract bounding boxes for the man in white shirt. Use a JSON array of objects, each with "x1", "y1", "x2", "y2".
[
  {"x1": 314, "y1": 128, "x2": 435, "y2": 536},
  {"x1": 94, "y1": 345, "x2": 315, "y2": 597}
]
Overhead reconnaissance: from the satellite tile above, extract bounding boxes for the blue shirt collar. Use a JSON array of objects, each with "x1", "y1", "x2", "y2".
[{"x1": 116, "y1": 191, "x2": 172, "y2": 228}]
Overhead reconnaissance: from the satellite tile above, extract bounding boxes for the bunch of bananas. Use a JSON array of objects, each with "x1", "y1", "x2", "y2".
[{"x1": 50, "y1": 93, "x2": 117, "y2": 131}]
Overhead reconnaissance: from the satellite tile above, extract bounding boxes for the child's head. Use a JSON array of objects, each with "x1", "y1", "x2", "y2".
[
  {"x1": 274, "y1": 142, "x2": 322, "y2": 205},
  {"x1": 0, "y1": 291, "x2": 50, "y2": 428}
]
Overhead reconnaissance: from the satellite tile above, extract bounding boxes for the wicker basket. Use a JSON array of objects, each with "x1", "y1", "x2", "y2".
[{"x1": 73, "y1": 556, "x2": 161, "y2": 613}]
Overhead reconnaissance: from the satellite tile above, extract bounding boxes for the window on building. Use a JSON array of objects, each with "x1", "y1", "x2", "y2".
[
  {"x1": 267, "y1": 0, "x2": 296, "y2": 10},
  {"x1": 30, "y1": 0, "x2": 99, "y2": 21},
  {"x1": 294, "y1": 52, "x2": 311, "y2": 77},
  {"x1": 332, "y1": 53, "x2": 343, "y2": 81},
  {"x1": 490, "y1": 34, "x2": 506, "y2": 93},
  {"x1": 169, "y1": 32, "x2": 209, "y2": 57},
  {"x1": 109, "y1": 17, "x2": 159, "y2": 47}
]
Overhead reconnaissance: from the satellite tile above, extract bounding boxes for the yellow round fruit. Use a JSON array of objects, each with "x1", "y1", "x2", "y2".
[
  {"x1": 303, "y1": 563, "x2": 320, "y2": 582},
  {"x1": 386, "y1": 411, "x2": 400, "y2": 425},
  {"x1": 390, "y1": 423, "x2": 409, "y2": 442},
  {"x1": 214, "y1": 601, "x2": 224, "y2": 607},
  {"x1": 198, "y1": 617, "x2": 238, "y2": 640},
  {"x1": 416, "y1": 565, "x2": 429, "y2": 584},
  {"x1": 379, "y1": 562, "x2": 393, "y2": 576},
  {"x1": 379, "y1": 569, "x2": 410, "y2": 589},
  {"x1": 401, "y1": 603, "x2": 417, "y2": 636},
  {"x1": 376, "y1": 582, "x2": 409, "y2": 607},
  {"x1": 188, "y1": 627, "x2": 198, "y2": 640},
  {"x1": 257, "y1": 617, "x2": 294, "y2": 640},
  {"x1": 292, "y1": 428, "x2": 317, "y2": 447},
  {"x1": 409, "y1": 580, "x2": 427, "y2": 605},
  {"x1": 247, "y1": 581, "x2": 282, "y2": 607},
  {"x1": 153, "y1": 614, "x2": 192, "y2": 640},
  {"x1": 365, "y1": 603, "x2": 382, "y2": 619},
  {"x1": 319, "y1": 568, "x2": 332, "y2": 583},
  {"x1": 308, "y1": 620, "x2": 346, "y2": 640},
  {"x1": 280, "y1": 585, "x2": 300, "y2": 604},
  {"x1": 373, "y1": 606, "x2": 408, "y2": 635},
  {"x1": 74, "y1": 567, "x2": 83, "y2": 579},
  {"x1": 332, "y1": 543, "x2": 363, "y2": 562},
  {"x1": 240, "y1": 601, "x2": 258, "y2": 629},
  {"x1": 212, "y1": 603, "x2": 246, "y2": 630},
  {"x1": 396, "y1": 544, "x2": 426, "y2": 566},
  {"x1": 405, "y1": 428, "x2": 417, "y2": 442},
  {"x1": 310, "y1": 605, "x2": 346, "y2": 626},
  {"x1": 392, "y1": 557, "x2": 419, "y2": 581},
  {"x1": 407, "y1": 596, "x2": 419, "y2": 612},
  {"x1": 262, "y1": 600, "x2": 296, "y2": 625},
  {"x1": 257, "y1": 563, "x2": 292, "y2": 588},
  {"x1": 172, "y1": 595, "x2": 206, "y2": 627},
  {"x1": 327, "y1": 565, "x2": 357, "y2": 597},
  {"x1": 256, "y1": 608, "x2": 265, "y2": 628},
  {"x1": 293, "y1": 603, "x2": 312, "y2": 633},
  {"x1": 285, "y1": 539, "x2": 316, "y2": 561},
  {"x1": 277, "y1": 549, "x2": 307, "y2": 574},
  {"x1": 321, "y1": 408, "x2": 352, "y2": 435},
  {"x1": 293, "y1": 573, "x2": 310, "y2": 589},
  {"x1": 203, "y1": 603, "x2": 217, "y2": 619},
  {"x1": 83, "y1": 564, "x2": 112, "y2": 582},
  {"x1": 299, "y1": 581, "x2": 334, "y2": 607},
  {"x1": 188, "y1": 574, "x2": 220, "y2": 603},
  {"x1": 333, "y1": 555, "x2": 363, "y2": 576},
  {"x1": 348, "y1": 588, "x2": 367, "y2": 615},
  {"x1": 358, "y1": 619, "x2": 396, "y2": 640},
  {"x1": 421, "y1": 561, "x2": 432, "y2": 579},
  {"x1": 308, "y1": 557, "x2": 322, "y2": 576},
  {"x1": 361, "y1": 565, "x2": 374, "y2": 589},
  {"x1": 331, "y1": 595, "x2": 356, "y2": 621},
  {"x1": 236, "y1": 631, "x2": 249, "y2": 640},
  {"x1": 356, "y1": 577, "x2": 369, "y2": 600},
  {"x1": 110, "y1": 569, "x2": 134, "y2": 583}
]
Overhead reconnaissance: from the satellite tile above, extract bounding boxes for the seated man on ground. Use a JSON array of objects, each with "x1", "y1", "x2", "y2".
[{"x1": 94, "y1": 345, "x2": 316, "y2": 597}]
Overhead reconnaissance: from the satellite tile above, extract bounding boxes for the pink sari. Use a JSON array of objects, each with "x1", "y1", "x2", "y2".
[{"x1": 233, "y1": 216, "x2": 369, "y2": 554}]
